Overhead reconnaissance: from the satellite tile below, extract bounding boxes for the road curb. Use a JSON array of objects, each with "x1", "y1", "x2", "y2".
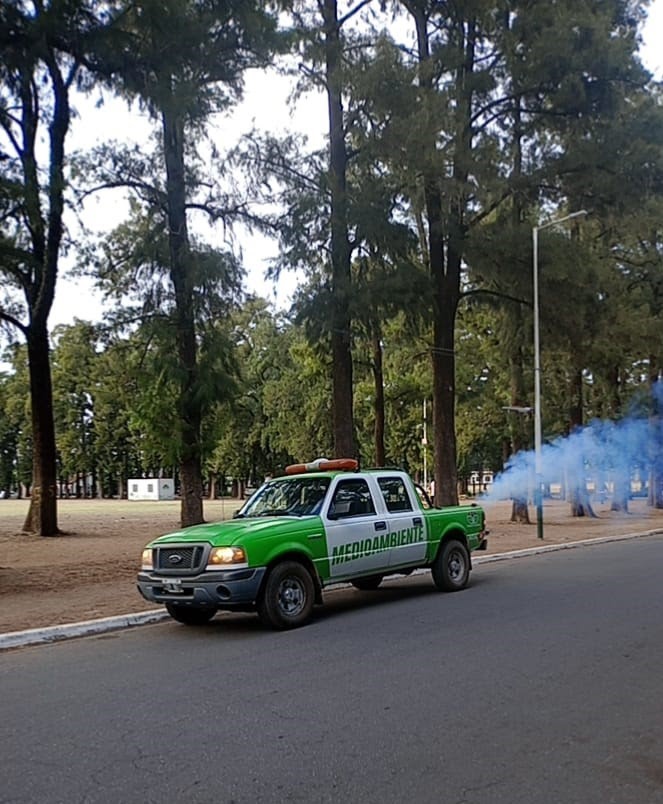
[
  {"x1": 2, "y1": 528, "x2": 662, "y2": 651},
  {"x1": 472, "y1": 527, "x2": 663, "y2": 564},
  {"x1": 0, "y1": 609, "x2": 169, "y2": 652}
]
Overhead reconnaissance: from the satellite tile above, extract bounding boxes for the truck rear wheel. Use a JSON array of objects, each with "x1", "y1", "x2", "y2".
[
  {"x1": 351, "y1": 575, "x2": 383, "y2": 591},
  {"x1": 165, "y1": 603, "x2": 217, "y2": 625},
  {"x1": 432, "y1": 539, "x2": 470, "y2": 592},
  {"x1": 257, "y1": 561, "x2": 315, "y2": 630}
]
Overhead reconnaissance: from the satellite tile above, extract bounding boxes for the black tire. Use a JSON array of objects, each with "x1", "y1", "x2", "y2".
[
  {"x1": 431, "y1": 539, "x2": 470, "y2": 592},
  {"x1": 351, "y1": 575, "x2": 384, "y2": 591},
  {"x1": 257, "y1": 561, "x2": 315, "y2": 630},
  {"x1": 165, "y1": 603, "x2": 217, "y2": 625}
]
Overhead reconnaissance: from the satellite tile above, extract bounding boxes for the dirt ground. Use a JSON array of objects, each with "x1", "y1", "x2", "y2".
[{"x1": 1, "y1": 495, "x2": 662, "y2": 634}]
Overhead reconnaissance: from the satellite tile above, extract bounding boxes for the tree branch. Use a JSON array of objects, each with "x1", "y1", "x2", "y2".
[
  {"x1": 0, "y1": 308, "x2": 28, "y2": 335},
  {"x1": 338, "y1": 0, "x2": 375, "y2": 28}
]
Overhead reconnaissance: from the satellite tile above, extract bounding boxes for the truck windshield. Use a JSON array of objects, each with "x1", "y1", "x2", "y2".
[{"x1": 239, "y1": 477, "x2": 331, "y2": 518}]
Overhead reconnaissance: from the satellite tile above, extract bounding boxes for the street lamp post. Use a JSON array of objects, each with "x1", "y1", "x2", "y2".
[
  {"x1": 422, "y1": 399, "x2": 428, "y2": 491},
  {"x1": 532, "y1": 209, "x2": 587, "y2": 539}
]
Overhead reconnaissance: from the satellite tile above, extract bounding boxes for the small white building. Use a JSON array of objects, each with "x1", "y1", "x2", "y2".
[{"x1": 128, "y1": 478, "x2": 175, "y2": 501}]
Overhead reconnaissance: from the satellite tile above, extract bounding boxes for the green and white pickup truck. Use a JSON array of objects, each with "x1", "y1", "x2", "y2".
[{"x1": 137, "y1": 459, "x2": 487, "y2": 630}]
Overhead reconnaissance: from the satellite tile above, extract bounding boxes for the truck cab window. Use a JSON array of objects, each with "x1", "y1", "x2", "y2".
[
  {"x1": 378, "y1": 477, "x2": 413, "y2": 513},
  {"x1": 328, "y1": 478, "x2": 376, "y2": 518}
]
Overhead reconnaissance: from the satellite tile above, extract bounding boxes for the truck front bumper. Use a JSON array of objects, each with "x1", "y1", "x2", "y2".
[{"x1": 137, "y1": 566, "x2": 267, "y2": 610}]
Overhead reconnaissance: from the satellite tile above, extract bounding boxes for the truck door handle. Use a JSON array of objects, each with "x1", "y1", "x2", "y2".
[
  {"x1": 374, "y1": 521, "x2": 387, "y2": 531},
  {"x1": 413, "y1": 517, "x2": 422, "y2": 527}
]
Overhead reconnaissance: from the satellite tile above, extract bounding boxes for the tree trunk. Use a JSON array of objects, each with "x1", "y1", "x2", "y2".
[
  {"x1": 431, "y1": 289, "x2": 458, "y2": 506},
  {"x1": 510, "y1": 500, "x2": 530, "y2": 523},
  {"x1": 371, "y1": 327, "x2": 385, "y2": 467},
  {"x1": 603, "y1": 365, "x2": 629, "y2": 514},
  {"x1": 407, "y1": 4, "x2": 476, "y2": 507},
  {"x1": 648, "y1": 359, "x2": 663, "y2": 508},
  {"x1": 323, "y1": 0, "x2": 355, "y2": 459},
  {"x1": 610, "y1": 467, "x2": 631, "y2": 513},
  {"x1": 570, "y1": 492, "x2": 597, "y2": 517},
  {"x1": 162, "y1": 107, "x2": 204, "y2": 527},
  {"x1": 610, "y1": 474, "x2": 630, "y2": 513},
  {"x1": 22, "y1": 325, "x2": 59, "y2": 535},
  {"x1": 567, "y1": 368, "x2": 597, "y2": 517},
  {"x1": 507, "y1": 307, "x2": 532, "y2": 523},
  {"x1": 16, "y1": 47, "x2": 71, "y2": 535},
  {"x1": 507, "y1": 86, "x2": 531, "y2": 525}
]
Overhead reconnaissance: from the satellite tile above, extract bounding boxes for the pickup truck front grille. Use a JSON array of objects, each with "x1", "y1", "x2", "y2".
[{"x1": 154, "y1": 545, "x2": 205, "y2": 572}]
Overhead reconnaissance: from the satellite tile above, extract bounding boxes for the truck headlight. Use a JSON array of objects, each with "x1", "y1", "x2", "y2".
[
  {"x1": 141, "y1": 548, "x2": 153, "y2": 570},
  {"x1": 207, "y1": 546, "x2": 247, "y2": 569}
]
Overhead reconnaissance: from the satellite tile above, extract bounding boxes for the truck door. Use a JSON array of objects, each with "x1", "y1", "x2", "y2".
[
  {"x1": 376, "y1": 475, "x2": 428, "y2": 568},
  {"x1": 324, "y1": 477, "x2": 389, "y2": 579}
]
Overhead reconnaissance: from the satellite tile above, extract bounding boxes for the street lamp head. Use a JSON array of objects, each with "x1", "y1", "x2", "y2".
[{"x1": 535, "y1": 208, "x2": 588, "y2": 233}]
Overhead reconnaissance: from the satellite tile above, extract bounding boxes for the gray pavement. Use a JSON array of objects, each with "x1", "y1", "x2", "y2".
[{"x1": 1, "y1": 528, "x2": 660, "y2": 651}]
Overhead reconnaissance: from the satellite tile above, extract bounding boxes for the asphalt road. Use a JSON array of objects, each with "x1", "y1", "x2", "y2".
[{"x1": 1, "y1": 536, "x2": 663, "y2": 804}]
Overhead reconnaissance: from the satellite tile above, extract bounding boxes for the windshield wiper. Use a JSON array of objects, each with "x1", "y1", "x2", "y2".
[{"x1": 256, "y1": 508, "x2": 293, "y2": 517}]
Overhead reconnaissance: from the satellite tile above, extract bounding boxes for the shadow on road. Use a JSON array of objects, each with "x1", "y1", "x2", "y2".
[{"x1": 157, "y1": 570, "x2": 495, "y2": 638}]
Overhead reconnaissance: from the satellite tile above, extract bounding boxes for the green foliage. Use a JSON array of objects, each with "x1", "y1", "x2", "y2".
[
  {"x1": 82, "y1": 0, "x2": 282, "y2": 122},
  {"x1": 261, "y1": 324, "x2": 334, "y2": 461},
  {"x1": 52, "y1": 321, "x2": 99, "y2": 488},
  {"x1": 2, "y1": 0, "x2": 663, "y2": 505},
  {"x1": 0, "y1": 345, "x2": 32, "y2": 492}
]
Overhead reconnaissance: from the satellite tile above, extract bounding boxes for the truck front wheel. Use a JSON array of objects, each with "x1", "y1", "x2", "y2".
[
  {"x1": 432, "y1": 539, "x2": 470, "y2": 592},
  {"x1": 258, "y1": 561, "x2": 315, "y2": 630},
  {"x1": 165, "y1": 603, "x2": 217, "y2": 625}
]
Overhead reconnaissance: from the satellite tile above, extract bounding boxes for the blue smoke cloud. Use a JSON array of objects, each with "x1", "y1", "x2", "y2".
[{"x1": 484, "y1": 384, "x2": 662, "y2": 503}]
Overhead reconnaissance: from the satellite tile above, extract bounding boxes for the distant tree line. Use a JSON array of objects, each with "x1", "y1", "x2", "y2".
[{"x1": 1, "y1": 1, "x2": 662, "y2": 534}]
